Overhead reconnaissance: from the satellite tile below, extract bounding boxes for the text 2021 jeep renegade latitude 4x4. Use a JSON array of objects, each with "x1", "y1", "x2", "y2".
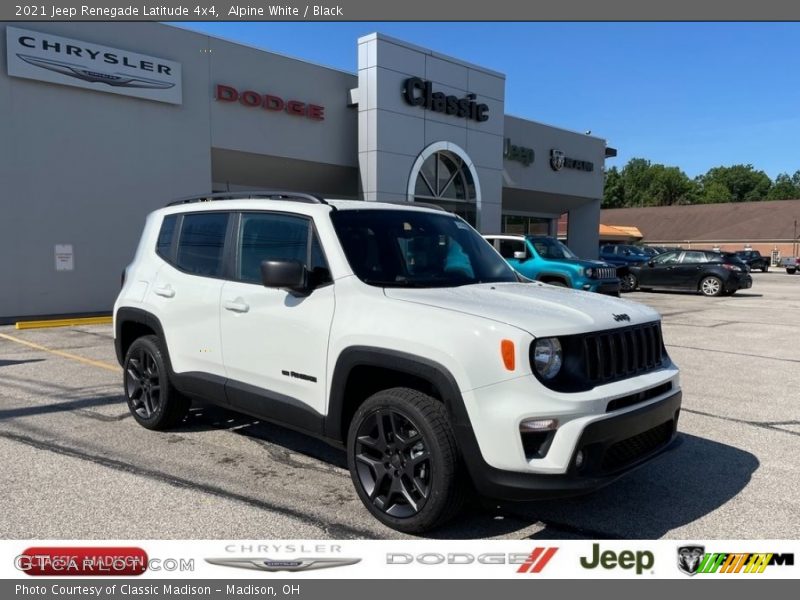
[{"x1": 114, "y1": 191, "x2": 682, "y2": 533}]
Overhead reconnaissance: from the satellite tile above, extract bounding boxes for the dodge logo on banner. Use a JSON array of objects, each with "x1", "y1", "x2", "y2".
[{"x1": 6, "y1": 27, "x2": 182, "y2": 105}]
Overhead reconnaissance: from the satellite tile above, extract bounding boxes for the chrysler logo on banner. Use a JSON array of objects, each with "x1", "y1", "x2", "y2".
[{"x1": 6, "y1": 27, "x2": 182, "y2": 104}]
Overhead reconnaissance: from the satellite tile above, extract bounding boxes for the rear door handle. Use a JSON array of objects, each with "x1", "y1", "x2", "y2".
[
  {"x1": 224, "y1": 298, "x2": 250, "y2": 313},
  {"x1": 153, "y1": 284, "x2": 175, "y2": 298}
]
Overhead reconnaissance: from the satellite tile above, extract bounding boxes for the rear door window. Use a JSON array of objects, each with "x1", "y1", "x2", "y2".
[{"x1": 175, "y1": 212, "x2": 230, "y2": 277}]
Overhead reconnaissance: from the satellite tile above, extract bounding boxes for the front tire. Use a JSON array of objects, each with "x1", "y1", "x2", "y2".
[
  {"x1": 699, "y1": 276, "x2": 724, "y2": 297},
  {"x1": 620, "y1": 272, "x2": 638, "y2": 292},
  {"x1": 347, "y1": 387, "x2": 465, "y2": 533},
  {"x1": 123, "y1": 335, "x2": 190, "y2": 430},
  {"x1": 787, "y1": 268, "x2": 797, "y2": 275}
]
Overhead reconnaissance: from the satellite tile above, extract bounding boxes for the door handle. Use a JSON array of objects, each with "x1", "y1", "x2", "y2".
[
  {"x1": 224, "y1": 298, "x2": 250, "y2": 313},
  {"x1": 153, "y1": 284, "x2": 175, "y2": 298}
]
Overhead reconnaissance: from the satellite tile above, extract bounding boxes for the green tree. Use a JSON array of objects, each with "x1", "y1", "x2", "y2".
[
  {"x1": 649, "y1": 165, "x2": 697, "y2": 206},
  {"x1": 698, "y1": 164, "x2": 772, "y2": 202},
  {"x1": 603, "y1": 166, "x2": 626, "y2": 208},
  {"x1": 701, "y1": 181, "x2": 733, "y2": 203},
  {"x1": 766, "y1": 173, "x2": 800, "y2": 200},
  {"x1": 620, "y1": 158, "x2": 656, "y2": 207}
]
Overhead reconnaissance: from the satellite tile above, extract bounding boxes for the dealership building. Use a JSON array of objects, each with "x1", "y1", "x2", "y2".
[{"x1": 0, "y1": 22, "x2": 614, "y2": 321}]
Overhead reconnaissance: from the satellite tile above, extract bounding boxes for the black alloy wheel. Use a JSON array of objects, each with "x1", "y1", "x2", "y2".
[
  {"x1": 347, "y1": 387, "x2": 465, "y2": 533},
  {"x1": 123, "y1": 335, "x2": 189, "y2": 430},
  {"x1": 126, "y1": 344, "x2": 162, "y2": 420},
  {"x1": 620, "y1": 272, "x2": 638, "y2": 292},
  {"x1": 353, "y1": 408, "x2": 431, "y2": 518}
]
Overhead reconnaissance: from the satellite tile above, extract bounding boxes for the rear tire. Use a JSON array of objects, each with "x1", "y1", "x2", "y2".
[
  {"x1": 787, "y1": 268, "x2": 797, "y2": 275},
  {"x1": 123, "y1": 335, "x2": 190, "y2": 430},
  {"x1": 699, "y1": 276, "x2": 724, "y2": 297},
  {"x1": 347, "y1": 387, "x2": 465, "y2": 533},
  {"x1": 761, "y1": 265, "x2": 768, "y2": 273}
]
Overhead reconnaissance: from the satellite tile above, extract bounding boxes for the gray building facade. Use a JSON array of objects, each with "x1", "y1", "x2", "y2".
[{"x1": 0, "y1": 23, "x2": 611, "y2": 321}]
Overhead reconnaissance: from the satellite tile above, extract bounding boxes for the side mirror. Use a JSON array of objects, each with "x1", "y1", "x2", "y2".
[
  {"x1": 623, "y1": 249, "x2": 631, "y2": 255},
  {"x1": 513, "y1": 251, "x2": 527, "y2": 260},
  {"x1": 260, "y1": 259, "x2": 309, "y2": 295},
  {"x1": 647, "y1": 260, "x2": 655, "y2": 267}
]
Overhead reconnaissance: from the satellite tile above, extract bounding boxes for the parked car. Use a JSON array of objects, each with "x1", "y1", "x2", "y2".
[
  {"x1": 114, "y1": 191, "x2": 681, "y2": 533},
  {"x1": 780, "y1": 257, "x2": 799, "y2": 274},
  {"x1": 733, "y1": 250, "x2": 769, "y2": 272},
  {"x1": 600, "y1": 244, "x2": 651, "y2": 266},
  {"x1": 626, "y1": 249, "x2": 752, "y2": 297},
  {"x1": 483, "y1": 234, "x2": 620, "y2": 295}
]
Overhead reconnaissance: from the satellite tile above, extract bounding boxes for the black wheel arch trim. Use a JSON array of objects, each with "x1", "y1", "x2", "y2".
[
  {"x1": 326, "y1": 346, "x2": 471, "y2": 443},
  {"x1": 115, "y1": 307, "x2": 168, "y2": 366}
]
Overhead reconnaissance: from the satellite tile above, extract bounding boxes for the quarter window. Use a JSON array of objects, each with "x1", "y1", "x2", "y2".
[
  {"x1": 175, "y1": 212, "x2": 230, "y2": 277},
  {"x1": 156, "y1": 215, "x2": 177, "y2": 260}
]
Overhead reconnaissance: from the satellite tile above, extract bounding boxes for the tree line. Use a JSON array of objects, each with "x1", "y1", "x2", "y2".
[{"x1": 604, "y1": 159, "x2": 800, "y2": 208}]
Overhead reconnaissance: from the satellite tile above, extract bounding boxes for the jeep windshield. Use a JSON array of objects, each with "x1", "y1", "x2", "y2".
[
  {"x1": 331, "y1": 209, "x2": 518, "y2": 287},
  {"x1": 527, "y1": 236, "x2": 578, "y2": 260}
]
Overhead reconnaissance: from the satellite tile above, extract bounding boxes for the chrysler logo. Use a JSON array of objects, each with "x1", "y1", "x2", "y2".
[
  {"x1": 613, "y1": 313, "x2": 631, "y2": 322},
  {"x1": 205, "y1": 557, "x2": 360, "y2": 572},
  {"x1": 17, "y1": 54, "x2": 175, "y2": 89}
]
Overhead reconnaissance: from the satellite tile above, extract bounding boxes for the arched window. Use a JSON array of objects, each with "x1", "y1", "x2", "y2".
[{"x1": 408, "y1": 143, "x2": 481, "y2": 227}]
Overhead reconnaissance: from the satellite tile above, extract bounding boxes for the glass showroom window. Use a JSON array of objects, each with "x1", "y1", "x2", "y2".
[{"x1": 412, "y1": 151, "x2": 478, "y2": 227}]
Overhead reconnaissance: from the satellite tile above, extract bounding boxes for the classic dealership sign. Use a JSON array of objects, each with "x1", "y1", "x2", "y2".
[
  {"x1": 402, "y1": 77, "x2": 489, "y2": 122},
  {"x1": 5, "y1": 27, "x2": 182, "y2": 104},
  {"x1": 214, "y1": 84, "x2": 325, "y2": 121}
]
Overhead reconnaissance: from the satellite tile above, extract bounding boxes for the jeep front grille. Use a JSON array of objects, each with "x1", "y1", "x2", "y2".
[
  {"x1": 582, "y1": 322, "x2": 666, "y2": 385},
  {"x1": 593, "y1": 267, "x2": 617, "y2": 280}
]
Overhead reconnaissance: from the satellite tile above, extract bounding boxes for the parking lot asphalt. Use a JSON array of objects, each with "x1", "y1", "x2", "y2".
[{"x1": 1, "y1": 273, "x2": 799, "y2": 540}]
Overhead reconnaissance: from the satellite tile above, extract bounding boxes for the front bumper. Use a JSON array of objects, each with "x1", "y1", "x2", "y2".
[
  {"x1": 584, "y1": 279, "x2": 622, "y2": 295},
  {"x1": 455, "y1": 389, "x2": 682, "y2": 501}
]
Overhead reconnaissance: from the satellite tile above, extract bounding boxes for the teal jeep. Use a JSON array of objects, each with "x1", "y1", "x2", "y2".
[{"x1": 484, "y1": 234, "x2": 621, "y2": 295}]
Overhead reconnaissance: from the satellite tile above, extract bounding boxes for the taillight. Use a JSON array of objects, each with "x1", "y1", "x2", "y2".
[{"x1": 722, "y1": 263, "x2": 742, "y2": 272}]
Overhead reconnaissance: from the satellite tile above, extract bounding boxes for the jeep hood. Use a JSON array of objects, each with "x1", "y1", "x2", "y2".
[
  {"x1": 383, "y1": 282, "x2": 660, "y2": 337},
  {"x1": 539, "y1": 257, "x2": 613, "y2": 269}
]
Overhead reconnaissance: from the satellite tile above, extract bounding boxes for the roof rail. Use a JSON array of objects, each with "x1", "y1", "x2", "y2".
[
  {"x1": 167, "y1": 190, "x2": 329, "y2": 207},
  {"x1": 376, "y1": 199, "x2": 447, "y2": 212}
]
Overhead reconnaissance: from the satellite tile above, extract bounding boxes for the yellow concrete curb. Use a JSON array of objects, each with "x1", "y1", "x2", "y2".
[{"x1": 15, "y1": 316, "x2": 112, "y2": 330}]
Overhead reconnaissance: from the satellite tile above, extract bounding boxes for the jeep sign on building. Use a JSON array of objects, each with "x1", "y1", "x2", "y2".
[{"x1": 0, "y1": 22, "x2": 612, "y2": 321}]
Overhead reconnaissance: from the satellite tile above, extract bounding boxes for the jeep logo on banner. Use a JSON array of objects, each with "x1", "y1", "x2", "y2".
[{"x1": 6, "y1": 27, "x2": 182, "y2": 105}]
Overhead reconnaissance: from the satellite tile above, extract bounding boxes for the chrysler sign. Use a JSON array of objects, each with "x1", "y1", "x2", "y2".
[{"x1": 6, "y1": 27, "x2": 182, "y2": 105}]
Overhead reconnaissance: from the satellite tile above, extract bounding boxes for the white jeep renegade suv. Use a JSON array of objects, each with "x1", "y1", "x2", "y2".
[{"x1": 114, "y1": 191, "x2": 681, "y2": 533}]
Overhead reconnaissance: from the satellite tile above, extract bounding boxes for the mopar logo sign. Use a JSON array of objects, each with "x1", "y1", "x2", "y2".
[{"x1": 6, "y1": 27, "x2": 182, "y2": 104}]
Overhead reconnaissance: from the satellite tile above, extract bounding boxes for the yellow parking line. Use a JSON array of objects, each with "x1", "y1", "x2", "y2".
[
  {"x1": 0, "y1": 332, "x2": 121, "y2": 372},
  {"x1": 15, "y1": 316, "x2": 112, "y2": 330}
]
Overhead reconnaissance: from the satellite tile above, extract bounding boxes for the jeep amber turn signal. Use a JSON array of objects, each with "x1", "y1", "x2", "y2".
[{"x1": 501, "y1": 339, "x2": 515, "y2": 371}]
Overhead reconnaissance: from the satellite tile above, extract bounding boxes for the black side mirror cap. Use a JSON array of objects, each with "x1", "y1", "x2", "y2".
[
  {"x1": 647, "y1": 260, "x2": 655, "y2": 267},
  {"x1": 260, "y1": 259, "x2": 309, "y2": 295}
]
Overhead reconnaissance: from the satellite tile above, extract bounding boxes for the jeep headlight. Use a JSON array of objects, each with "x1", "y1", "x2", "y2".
[
  {"x1": 533, "y1": 337, "x2": 562, "y2": 379},
  {"x1": 584, "y1": 267, "x2": 595, "y2": 278}
]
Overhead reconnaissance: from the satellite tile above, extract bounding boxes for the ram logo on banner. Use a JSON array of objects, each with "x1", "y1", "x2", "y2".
[{"x1": 6, "y1": 27, "x2": 182, "y2": 104}]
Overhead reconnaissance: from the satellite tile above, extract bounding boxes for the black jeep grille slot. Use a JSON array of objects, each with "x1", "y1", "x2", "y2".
[
  {"x1": 581, "y1": 322, "x2": 665, "y2": 385},
  {"x1": 601, "y1": 420, "x2": 674, "y2": 472},
  {"x1": 606, "y1": 382, "x2": 673, "y2": 412}
]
